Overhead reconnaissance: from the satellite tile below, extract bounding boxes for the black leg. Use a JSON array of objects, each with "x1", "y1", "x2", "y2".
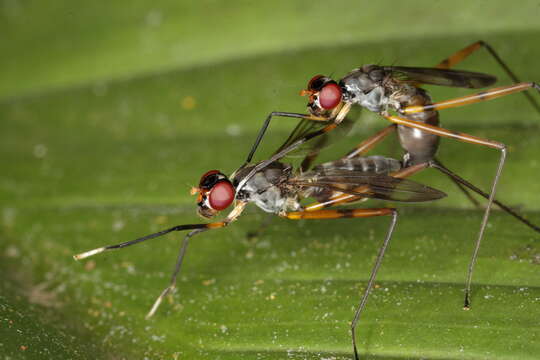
[
  {"x1": 435, "y1": 158, "x2": 481, "y2": 208},
  {"x1": 351, "y1": 210, "x2": 398, "y2": 360},
  {"x1": 146, "y1": 228, "x2": 205, "y2": 318},
  {"x1": 244, "y1": 111, "x2": 327, "y2": 164},
  {"x1": 430, "y1": 159, "x2": 540, "y2": 233}
]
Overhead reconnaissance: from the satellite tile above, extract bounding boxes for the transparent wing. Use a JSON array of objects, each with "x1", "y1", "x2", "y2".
[
  {"x1": 273, "y1": 118, "x2": 325, "y2": 155},
  {"x1": 273, "y1": 114, "x2": 357, "y2": 160},
  {"x1": 385, "y1": 66, "x2": 497, "y2": 89},
  {"x1": 291, "y1": 168, "x2": 446, "y2": 203}
]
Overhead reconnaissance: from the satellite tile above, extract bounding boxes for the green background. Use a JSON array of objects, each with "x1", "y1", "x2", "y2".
[{"x1": 1, "y1": 1, "x2": 539, "y2": 359}]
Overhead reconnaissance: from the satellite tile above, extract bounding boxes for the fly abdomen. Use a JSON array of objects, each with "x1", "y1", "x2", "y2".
[
  {"x1": 396, "y1": 88, "x2": 440, "y2": 165},
  {"x1": 313, "y1": 156, "x2": 402, "y2": 175}
]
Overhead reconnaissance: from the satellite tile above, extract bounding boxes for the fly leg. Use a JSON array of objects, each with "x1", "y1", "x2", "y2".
[
  {"x1": 429, "y1": 159, "x2": 540, "y2": 233},
  {"x1": 244, "y1": 103, "x2": 353, "y2": 165},
  {"x1": 74, "y1": 202, "x2": 247, "y2": 318},
  {"x1": 384, "y1": 114, "x2": 506, "y2": 309},
  {"x1": 244, "y1": 112, "x2": 329, "y2": 164},
  {"x1": 282, "y1": 207, "x2": 398, "y2": 360},
  {"x1": 398, "y1": 82, "x2": 540, "y2": 308},
  {"x1": 436, "y1": 40, "x2": 540, "y2": 113},
  {"x1": 146, "y1": 228, "x2": 199, "y2": 319},
  {"x1": 402, "y1": 82, "x2": 540, "y2": 115},
  {"x1": 434, "y1": 159, "x2": 482, "y2": 209},
  {"x1": 434, "y1": 41, "x2": 539, "y2": 206},
  {"x1": 343, "y1": 124, "x2": 397, "y2": 159}
]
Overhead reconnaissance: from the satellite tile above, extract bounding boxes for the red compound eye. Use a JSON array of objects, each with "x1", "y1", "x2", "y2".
[
  {"x1": 208, "y1": 181, "x2": 235, "y2": 210},
  {"x1": 319, "y1": 83, "x2": 342, "y2": 109}
]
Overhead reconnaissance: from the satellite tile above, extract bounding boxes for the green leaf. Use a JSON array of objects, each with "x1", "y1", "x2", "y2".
[
  {"x1": 0, "y1": 280, "x2": 113, "y2": 360},
  {"x1": 1, "y1": 1, "x2": 540, "y2": 359}
]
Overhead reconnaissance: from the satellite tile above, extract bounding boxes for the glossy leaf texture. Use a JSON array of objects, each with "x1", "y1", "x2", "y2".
[{"x1": 1, "y1": 1, "x2": 539, "y2": 359}]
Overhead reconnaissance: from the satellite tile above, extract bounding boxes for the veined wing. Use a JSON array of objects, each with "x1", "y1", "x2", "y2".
[
  {"x1": 273, "y1": 115, "x2": 357, "y2": 160},
  {"x1": 273, "y1": 118, "x2": 325, "y2": 155},
  {"x1": 385, "y1": 66, "x2": 497, "y2": 89},
  {"x1": 290, "y1": 168, "x2": 446, "y2": 203}
]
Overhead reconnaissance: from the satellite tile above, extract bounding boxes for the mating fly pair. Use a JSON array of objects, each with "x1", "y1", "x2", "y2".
[{"x1": 73, "y1": 41, "x2": 540, "y2": 359}]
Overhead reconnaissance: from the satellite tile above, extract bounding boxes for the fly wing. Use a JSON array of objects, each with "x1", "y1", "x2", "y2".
[
  {"x1": 273, "y1": 118, "x2": 324, "y2": 155},
  {"x1": 291, "y1": 169, "x2": 446, "y2": 202},
  {"x1": 384, "y1": 66, "x2": 497, "y2": 89},
  {"x1": 273, "y1": 115, "x2": 357, "y2": 161}
]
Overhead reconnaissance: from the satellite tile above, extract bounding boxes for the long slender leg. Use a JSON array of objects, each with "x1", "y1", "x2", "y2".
[
  {"x1": 284, "y1": 207, "x2": 394, "y2": 220},
  {"x1": 284, "y1": 207, "x2": 398, "y2": 360},
  {"x1": 238, "y1": 109, "x2": 361, "y2": 193},
  {"x1": 317, "y1": 124, "x2": 521, "y2": 226},
  {"x1": 344, "y1": 124, "x2": 397, "y2": 159},
  {"x1": 244, "y1": 112, "x2": 329, "y2": 164},
  {"x1": 443, "y1": 169, "x2": 482, "y2": 208},
  {"x1": 392, "y1": 160, "x2": 537, "y2": 230},
  {"x1": 245, "y1": 102, "x2": 352, "y2": 166},
  {"x1": 146, "y1": 229, "x2": 199, "y2": 319},
  {"x1": 430, "y1": 159, "x2": 540, "y2": 233},
  {"x1": 402, "y1": 82, "x2": 540, "y2": 115},
  {"x1": 437, "y1": 42, "x2": 539, "y2": 201},
  {"x1": 73, "y1": 223, "x2": 209, "y2": 260},
  {"x1": 436, "y1": 40, "x2": 540, "y2": 113},
  {"x1": 236, "y1": 122, "x2": 344, "y2": 191},
  {"x1": 351, "y1": 209, "x2": 397, "y2": 360},
  {"x1": 436, "y1": 41, "x2": 490, "y2": 69},
  {"x1": 384, "y1": 114, "x2": 506, "y2": 308},
  {"x1": 74, "y1": 202, "x2": 248, "y2": 317}
]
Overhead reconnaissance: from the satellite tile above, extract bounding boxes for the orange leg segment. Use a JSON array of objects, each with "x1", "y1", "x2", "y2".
[
  {"x1": 385, "y1": 115, "x2": 504, "y2": 150},
  {"x1": 345, "y1": 124, "x2": 397, "y2": 159},
  {"x1": 403, "y1": 82, "x2": 540, "y2": 115},
  {"x1": 285, "y1": 207, "x2": 393, "y2": 220},
  {"x1": 436, "y1": 41, "x2": 484, "y2": 69},
  {"x1": 436, "y1": 40, "x2": 540, "y2": 113}
]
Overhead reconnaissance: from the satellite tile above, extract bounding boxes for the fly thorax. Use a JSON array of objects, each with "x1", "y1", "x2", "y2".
[
  {"x1": 354, "y1": 86, "x2": 389, "y2": 113},
  {"x1": 234, "y1": 164, "x2": 293, "y2": 214},
  {"x1": 341, "y1": 72, "x2": 389, "y2": 113}
]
